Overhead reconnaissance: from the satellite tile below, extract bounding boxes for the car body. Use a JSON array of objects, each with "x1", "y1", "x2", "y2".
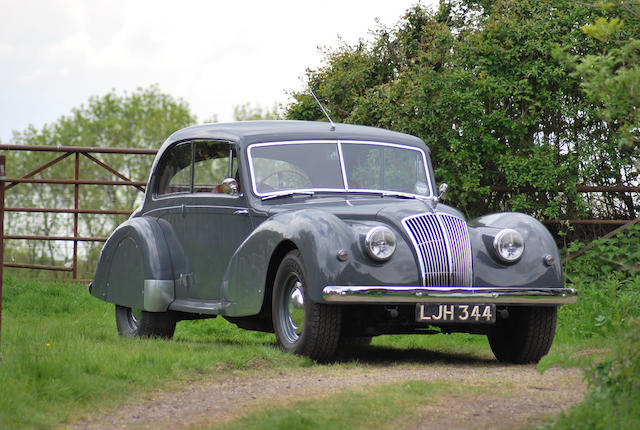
[{"x1": 90, "y1": 120, "x2": 577, "y2": 363}]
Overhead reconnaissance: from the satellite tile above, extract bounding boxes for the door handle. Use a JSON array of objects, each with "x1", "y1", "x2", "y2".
[{"x1": 233, "y1": 209, "x2": 249, "y2": 215}]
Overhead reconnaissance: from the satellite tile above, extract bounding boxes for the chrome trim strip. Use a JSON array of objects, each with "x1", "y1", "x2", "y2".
[
  {"x1": 322, "y1": 286, "x2": 578, "y2": 305},
  {"x1": 402, "y1": 212, "x2": 473, "y2": 288},
  {"x1": 336, "y1": 140, "x2": 349, "y2": 190},
  {"x1": 434, "y1": 213, "x2": 454, "y2": 282}
]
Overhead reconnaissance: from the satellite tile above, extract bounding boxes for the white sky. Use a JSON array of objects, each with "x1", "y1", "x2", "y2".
[{"x1": 0, "y1": 0, "x2": 437, "y2": 143}]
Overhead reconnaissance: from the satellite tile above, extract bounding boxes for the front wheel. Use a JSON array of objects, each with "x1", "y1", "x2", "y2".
[
  {"x1": 272, "y1": 250, "x2": 341, "y2": 362},
  {"x1": 488, "y1": 306, "x2": 557, "y2": 364},
  {"x1": 115, "y1": 305, "x2": 176, "y2": 339}
]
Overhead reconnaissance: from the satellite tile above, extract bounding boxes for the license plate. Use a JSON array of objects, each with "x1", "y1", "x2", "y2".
[{"x1": 416, "y1": 303, "x2": 496, "y2": 324}]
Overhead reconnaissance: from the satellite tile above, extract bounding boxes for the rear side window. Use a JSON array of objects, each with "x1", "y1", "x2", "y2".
[
  {"x1": 155, "y1": 141, "x2": 237, "y2": 196},
  {"x1": 156, "y1": 142, "x2": 192, "y2": 195}
]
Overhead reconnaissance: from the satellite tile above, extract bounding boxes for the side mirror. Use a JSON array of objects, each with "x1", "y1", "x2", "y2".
[
  {"x1": 438, "y1": 183, "x2": 448, "y2": 201},
  {"x1": 221, "y1": 177, "x2": 239, "y2": 195}
]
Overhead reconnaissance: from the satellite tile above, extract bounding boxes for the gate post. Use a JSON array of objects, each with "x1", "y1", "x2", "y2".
[{"x1": 0, "y1": 155, "x2": 6, "y2": 359}]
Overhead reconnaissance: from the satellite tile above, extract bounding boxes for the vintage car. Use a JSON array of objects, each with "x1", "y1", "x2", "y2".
[{"x1": 90, "y1": 120, "x2": 577, "y2": 363}]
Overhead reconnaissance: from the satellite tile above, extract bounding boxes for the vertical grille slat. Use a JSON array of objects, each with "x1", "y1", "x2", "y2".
[{"x1": 402, "y1": 213, "x2": 473, "y2": 287}]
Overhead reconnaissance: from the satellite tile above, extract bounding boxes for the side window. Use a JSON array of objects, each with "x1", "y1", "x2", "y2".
[
  {"x1": 156, "y1": 142, "x2": 192, "y2": 195},
  {"x1": 155, "y1": 140, "x2": 237, "y2": 196},
  {"x1": 193, "y1": 142, "x2": 236, "y2": 193}
]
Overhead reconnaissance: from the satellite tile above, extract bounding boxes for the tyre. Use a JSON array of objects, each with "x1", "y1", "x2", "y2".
[
  {"x1": 488, "y1": 306, "x2": 557, "y2": 364},
  {"x1": 115, "y1": 305, "x2": 176, "y2": 339},
  {"x1": 272, "y1": 250, "x2": 342, "y2": 362}
]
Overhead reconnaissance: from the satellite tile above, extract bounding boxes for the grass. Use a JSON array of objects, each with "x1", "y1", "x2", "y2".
[
  {"x1": 0, "y1": 277, "x2": 305, "y2": 429},
  {"x1": 0, "y1": 276, "x2": 499, "y2": 429},
  {"x1": 0, "y1": 276, "x2": 515, "y2": 429},
  {"x1": 205, "y1": 380, "x2": 459, "y2": 430},
  {"x1": 2, "y1": 222, "x2": 640, "y2": 430}
]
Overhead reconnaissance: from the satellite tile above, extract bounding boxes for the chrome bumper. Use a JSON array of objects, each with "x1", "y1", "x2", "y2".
[{"x1": 322, "y1": 286, "x2": 578, "y2": 305}]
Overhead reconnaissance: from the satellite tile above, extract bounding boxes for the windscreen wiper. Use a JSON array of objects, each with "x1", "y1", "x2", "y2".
[
  {"x1": 343, "y1": 190, "x2": 422, "y2": 199},
  {"x1": 261, "y1": 190, "x2": 315, "y2": 201}
]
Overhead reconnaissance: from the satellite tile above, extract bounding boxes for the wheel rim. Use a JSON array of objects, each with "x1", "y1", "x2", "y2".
[{"x1": 279, "y1": 274, "x2": 305, "y2": 344}]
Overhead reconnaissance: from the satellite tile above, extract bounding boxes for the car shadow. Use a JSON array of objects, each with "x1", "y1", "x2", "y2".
[{"x1": 333, "y1": 345, "x2": 497, "y2": 366}]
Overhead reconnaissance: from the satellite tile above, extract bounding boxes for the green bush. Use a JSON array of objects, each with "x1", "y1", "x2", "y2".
[
  {"x1": 556, "y1": 225, "x2": 640, "y2": 341},
  {"x1": 546, "y1": 318, "x2": 640, "y2": 429},
  {"x1": 544, "y1": 226, "x2": 640, "y2": 428}
]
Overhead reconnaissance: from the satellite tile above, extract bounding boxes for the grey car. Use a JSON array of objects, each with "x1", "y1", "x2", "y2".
[{"x1": 90, "y1": 121, "x2": 576, "y2": 363}]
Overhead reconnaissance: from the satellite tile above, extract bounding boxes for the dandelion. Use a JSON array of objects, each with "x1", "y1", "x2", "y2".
[{"x1": 46, "y1": 343, "x2": 51, "y2": 347}]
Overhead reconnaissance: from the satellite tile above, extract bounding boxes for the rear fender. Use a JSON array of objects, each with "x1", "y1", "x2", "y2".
[{"x1": 91, "y1": 217, "x2": 191, "y2": 311}]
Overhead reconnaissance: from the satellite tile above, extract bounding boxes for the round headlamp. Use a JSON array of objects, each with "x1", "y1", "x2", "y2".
[
  {"x1": 493, "y1": 228, "x2": 525, "y2": 263},
  {"x1": 364, "y1": 226, "x2": 396, "y2": 262}
]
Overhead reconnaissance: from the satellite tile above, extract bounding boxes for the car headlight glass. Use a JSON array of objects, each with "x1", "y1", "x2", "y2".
[
  {"x1": 493, "y1": 228, "x2": 524, "y2": 263},
  {"x1": 365, "y1": 226, "x2": 396, "y2": 262}
]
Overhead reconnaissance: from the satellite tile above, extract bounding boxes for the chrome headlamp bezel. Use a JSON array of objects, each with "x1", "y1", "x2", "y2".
[
  {"x1": 493, "y1": 228, "x2": 525, "y2": 263},
  {"x1": 364, "y1": 226, "x2": 396, "y2": 262}
]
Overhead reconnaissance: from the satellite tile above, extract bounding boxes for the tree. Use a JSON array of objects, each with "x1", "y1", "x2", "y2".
[
  {"x1": 567, "y1": 2, "x2": 640, "y2": 218},
  {"x1": 232, "y1": 103, "x2": 281, "y2": 121},
  {"x1": 4, "y1": 85, "x2": 195, "y2": 277},
  {"x1": 285, "y1": 1, "x2": 640, "y2": 225}
]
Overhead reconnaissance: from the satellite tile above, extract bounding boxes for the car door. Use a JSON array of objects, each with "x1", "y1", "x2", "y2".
[
  {"x1": 149, "y1": 140, "x2": 253, "y2": 302},
  {"x1": 179, "y1": 141, "x2": 253, "y2": 301}
]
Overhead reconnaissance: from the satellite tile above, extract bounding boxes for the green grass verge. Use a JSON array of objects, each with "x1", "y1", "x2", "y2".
[{"x1": 0, "y1": 277, "x2": 306, "y2": 429}]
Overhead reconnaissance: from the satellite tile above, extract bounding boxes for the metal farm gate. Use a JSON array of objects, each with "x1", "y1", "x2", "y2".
[{"x1": 0, "y1": 143, "x2": 638, "y2": 348}]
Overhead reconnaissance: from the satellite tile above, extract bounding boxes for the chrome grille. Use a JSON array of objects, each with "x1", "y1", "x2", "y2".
[{"x1": 402, "y1": 213, "x2": 473, "y2": 287}]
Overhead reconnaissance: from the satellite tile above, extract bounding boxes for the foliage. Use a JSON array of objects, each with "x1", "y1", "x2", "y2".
[
  {"x1": 544, "y1": 319, "x2": 640, "y2": 429},
  {"x1": 542, "y1": 224, "x2": 640, "y2": 428},
  {"x1": 558, "y1": 224, "x2": 640, "y2": 339},
  {"x1": 285, "y1": 0, "x2": 640, "y2": 222},
  {"x1": 233, "y1": 103, "x2": 281, "y2": 121},
  {"x1": 3, "y1": 85, "x2": 195, "y2": 278}
]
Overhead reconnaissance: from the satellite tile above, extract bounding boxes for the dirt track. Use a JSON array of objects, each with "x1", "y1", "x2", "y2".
[{"x1": 68, "y1": 347, "x2": 586, "y2": 430}]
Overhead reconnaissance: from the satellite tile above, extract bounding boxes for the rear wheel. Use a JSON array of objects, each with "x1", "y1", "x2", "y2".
[
  {"x1": 488, "y1": 306, "x2": 557, "y2": 364},
  {"x1": 115, "y1": 305, "x2": 176, "y2": 339},
  {"x1": 272, "y1": 250, "x2": 341, "y2": 362}
]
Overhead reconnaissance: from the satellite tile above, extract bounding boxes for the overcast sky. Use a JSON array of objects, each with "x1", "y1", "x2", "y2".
[{"x1": 0, "y1": 0, "x2": 437, "y2": 143}]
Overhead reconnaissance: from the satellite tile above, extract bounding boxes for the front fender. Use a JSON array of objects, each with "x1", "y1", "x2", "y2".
[
  {"x1": 91, "y1": 217, "x2": 189, "y2": 311},
  {"x1": 468, "y1": 213, "x2": 563, "y2": 288},
  {"x1": 222, "y1": 209, "x2": 352, "y2": 315},
  {"x1": 222, "y1": 209, "x2": 419, "y2": 316}
]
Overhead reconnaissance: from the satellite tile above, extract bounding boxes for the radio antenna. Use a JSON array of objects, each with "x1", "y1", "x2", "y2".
[{"x1": 309, "y1": 88, "x2": 335, "y2": 131}]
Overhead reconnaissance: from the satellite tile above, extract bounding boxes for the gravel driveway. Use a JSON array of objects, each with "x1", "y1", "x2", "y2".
[{"x1": 69, "y1": 347, "x2": 586, "y2": 430}]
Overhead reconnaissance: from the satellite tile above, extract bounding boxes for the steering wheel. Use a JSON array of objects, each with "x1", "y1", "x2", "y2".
[{"x1": 258, "y1": 169, "x2": 312, "y2": 190}]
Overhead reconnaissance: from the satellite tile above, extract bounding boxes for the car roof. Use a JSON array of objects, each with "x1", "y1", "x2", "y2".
[{"x1": 161, "y1": 120, "x2": 429, "y2": 152}]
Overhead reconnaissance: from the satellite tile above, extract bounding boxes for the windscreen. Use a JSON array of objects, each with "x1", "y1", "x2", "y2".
[
  {"x1": 250, "y1": 143, "x2": 344, "y2": 194},
  {"x1": 249, "y1": 141, "x2": 431, "y2": 197},
  {"x1": 341, "y1": 143, "x2": 430, "y2": 196}
]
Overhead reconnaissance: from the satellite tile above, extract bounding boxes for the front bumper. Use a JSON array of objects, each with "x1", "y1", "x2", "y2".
[{"x1": 322, "y1": 286, "x2": 577, "y2": 305}]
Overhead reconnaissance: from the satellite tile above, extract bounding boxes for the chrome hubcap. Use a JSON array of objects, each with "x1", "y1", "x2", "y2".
[
  {"x1": 129, "y1": 308, "x2": 142, "y2": 329},
  {"x1": 281, "y1": 276, "x2": 305, "y2": 343}
]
